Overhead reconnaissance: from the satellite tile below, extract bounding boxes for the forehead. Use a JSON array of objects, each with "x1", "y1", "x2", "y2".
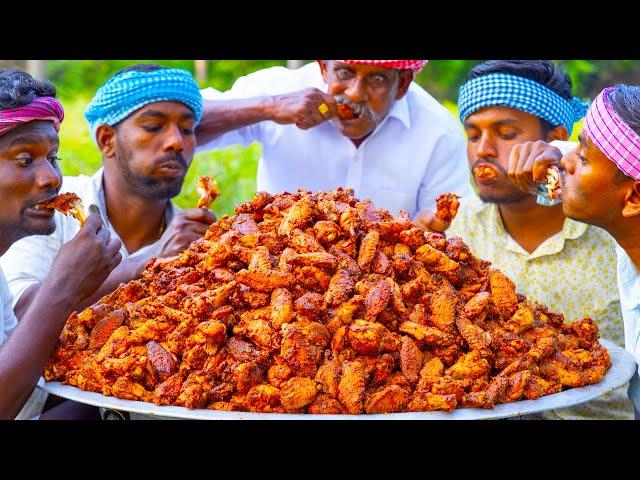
[
  {"x1": 465, "y1": 106, "x2": 541, "y2": 128},
  {"x1": 0, "y1": 120, "x2": 59, "y2": 152},
  {"x1": 330, "y1": 61, "x2": 398, "y2": 76},
  {"x1": 127, "y1": 101, "x2": 195, "y2": 121}
]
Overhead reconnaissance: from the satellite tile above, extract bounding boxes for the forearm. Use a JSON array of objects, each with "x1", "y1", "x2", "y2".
[
  {"x1": 196, "y1": 96, "x2": 275, "y2": 146},
  {"x1": 0, "y1": 281, "x2": 77, "y2": 419}
]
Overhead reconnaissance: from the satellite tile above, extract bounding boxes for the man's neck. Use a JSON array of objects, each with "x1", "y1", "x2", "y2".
[
  {"x1": 606, "y1": 221, "x2": 640, "y2": 271},
  {"x1": 102, "y1": 170, "x2": 168, "y2": 255},
  {"x1": 497, "y1": 197, "x2": 566, "y2": 254},
  {"x1": 350, "y1": 133, "x2": 371, "y2": 149}
]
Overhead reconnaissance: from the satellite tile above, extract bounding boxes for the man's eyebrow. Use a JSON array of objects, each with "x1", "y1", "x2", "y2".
[
  {"x1": 136, "y1": 110, "x2": 168, "y2": 120},
  {"x1": 137, "y1": 110, "x2": 196, "y2": 120},
  {"x1": 463, "y1": 118, "x2": 519, "y2": 129}
]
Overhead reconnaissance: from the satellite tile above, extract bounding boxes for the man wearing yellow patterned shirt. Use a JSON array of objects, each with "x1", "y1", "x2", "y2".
[{"x1": 442, "y1": 61, "x2": 631, "y2": 419}]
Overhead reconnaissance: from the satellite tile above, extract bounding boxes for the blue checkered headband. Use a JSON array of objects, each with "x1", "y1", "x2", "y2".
[
  {"x1": 84, "y1": 68, "x2": 203, "y2": 139},
  {"x1": 457, "y1": 73, "x2": 589, "y2": 135}
]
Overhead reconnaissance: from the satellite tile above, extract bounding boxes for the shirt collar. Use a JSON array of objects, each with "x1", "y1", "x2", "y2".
[
  {"x1": 472, "y1": 198, "x2": 590, "y2": 260},
  {"x1": 385, "y1": 94, "x2": 411, "y2": 129}
]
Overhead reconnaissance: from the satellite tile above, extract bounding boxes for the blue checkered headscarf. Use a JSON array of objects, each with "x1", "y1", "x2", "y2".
[
  {"x1": 457, "y1": 73, "x2": 589, "y2": 135},
  {"x1": 84, "y1": 67, "x2": 203, "y2": 140}
]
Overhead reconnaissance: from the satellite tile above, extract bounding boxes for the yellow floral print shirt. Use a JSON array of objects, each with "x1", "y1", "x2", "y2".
[{"x1": 448, "y1": 194, "x2": 633, "y2": 420}]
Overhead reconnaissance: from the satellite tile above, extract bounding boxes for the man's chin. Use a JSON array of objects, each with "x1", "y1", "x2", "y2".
[
  {"x1": 20, "y1": 218, "x2": 56, "y2": 237},
  {"x1": 335, "y1": 120, "x2": 375, "y2": 140},
  {"x1": 142, "y1": 177, "x2": 185, "y2": 200},
  {"x1": 478, "y1": 191, "x2": 531, "y2": 205}
]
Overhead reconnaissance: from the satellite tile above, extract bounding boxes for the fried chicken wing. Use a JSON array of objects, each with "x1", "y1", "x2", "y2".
[
  {"x1": 488, "y1": 268, "x2": 518, "y2": 319},
  {"x1": 435, "y1": 193, "x2": 461, "y2": 223},
  {"x1": 365, "y1": 385, "x2": 410, "y2": 413},
  {"x1": 338, "y1": 360, "x2": 366, "y2": 414},
  {"x1": 196, "y1": 175, "x2": 219, "y2": 209},
  {"x1": 280, "y1": 376, "x2": 318, "y2": 412},
  {"x1": 40, "y1": 192, "x2": 86, "y2": 225}
]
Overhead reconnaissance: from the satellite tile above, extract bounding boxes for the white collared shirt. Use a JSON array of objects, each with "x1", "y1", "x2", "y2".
[
  {"x1": 616, "y1": 246, "x2": 640, "y2": 409},
  {"x1": 0, "y1": 167, "x2": 177, "y2": 311},
  {"x1": 198, "y1": 62, "x2": 473, "y2": 216}
]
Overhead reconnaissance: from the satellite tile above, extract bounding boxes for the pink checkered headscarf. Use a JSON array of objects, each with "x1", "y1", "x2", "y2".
[
  {"x1": 338, "y1": 60, "x2": 428, "y2": 73},
  {"x1": 584, "y1": 87, "x2": 640, "y2": 181},
  {"x1": 0, "y1": 96, "x2": 65, "y2": 137}
]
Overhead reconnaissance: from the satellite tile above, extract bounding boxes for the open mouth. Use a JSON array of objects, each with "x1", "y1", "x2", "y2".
[
  {"x1": 472, "y1": 163, "x2": 500, "y2": 182},
  {"x1": 335, "y1": 98, "x2": 365, "y2": 121},
  {"x1": 31, "y1": 196, "x2": 57, "y2": 211}
]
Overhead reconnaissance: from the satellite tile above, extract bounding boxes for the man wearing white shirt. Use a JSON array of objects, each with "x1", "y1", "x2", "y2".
[
  {"x1": 196, "y1": 60, "x2": 473, "y2": 218},
  {"x1": 509, "y1": 84, "x2": 640, "y2": 418},
  {"x1": 0, "y1": 67, "x2": 121, "y2": 419},
  {"x1": 1, "y1": 64, "x2": 217, "y2": 321}
]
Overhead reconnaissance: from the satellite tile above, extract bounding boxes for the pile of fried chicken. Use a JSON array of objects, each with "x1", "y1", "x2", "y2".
[{"x1": 44, "y1": 188, "x2": 611, "y2": 414}]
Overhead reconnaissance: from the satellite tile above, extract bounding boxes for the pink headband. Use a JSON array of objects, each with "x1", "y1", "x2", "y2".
[
  {"x1": 584, "y1": 87, "x2": 640, "y2": 181},
  {"x1": 338, "y1": 60, "x2": 428, "y2": 73},
  {"x1": 0, "y1": 96, "x2": 65, "y2": 137}
]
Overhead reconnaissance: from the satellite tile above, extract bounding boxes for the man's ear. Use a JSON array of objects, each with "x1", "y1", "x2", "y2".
[
  {"x1": 545, "y1": 125, "x2": 569, "y2": 142},
  {"x1": 95, "y1": 124, "x2": 117, "y2": 158},
  {"x1": 395, "y1": 70, "x2": 414, "y2": 100},
  {"x1": 318, "y1": 60, "x2": 329, "y2": 83},
  {"x1": 622, "y1": 181, "x2": 640, "y2": 217}
]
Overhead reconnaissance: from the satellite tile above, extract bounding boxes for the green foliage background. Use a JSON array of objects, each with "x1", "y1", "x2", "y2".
[{"x1": 28, "y1": 59, "x2": 639, "y2": 216}]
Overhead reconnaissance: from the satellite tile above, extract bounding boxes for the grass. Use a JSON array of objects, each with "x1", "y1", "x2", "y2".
[{"x1": 57, "y1": 96, "x2": 260, "y2": 217}]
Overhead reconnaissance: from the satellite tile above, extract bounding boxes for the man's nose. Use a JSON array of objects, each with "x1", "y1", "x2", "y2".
[
  {"x1": 344, "y1": 77, "x2": 368, "y2": 103},
  {"x1": 476, "y1": 132, "x2": 497, "y2": 158},
  {"x1": 561, "y1": 150, "x2": 576, "y2": 174},
  {"x1": 35, "y1": 159, "x2": 61, "y2": 190},
  {"x1": 163, "y1": 124, "x2": 185, "y2": 151}
]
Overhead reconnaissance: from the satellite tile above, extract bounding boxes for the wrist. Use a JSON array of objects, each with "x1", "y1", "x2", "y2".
[
  {"x1": 260, "y1": 95, "x2": 278, "y2": 121},
  {"x1": 38, "y1": 277, "x2": 81, "y2": 315}
]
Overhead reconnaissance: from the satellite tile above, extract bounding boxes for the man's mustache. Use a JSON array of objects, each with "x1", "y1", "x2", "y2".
[
  {"x1": 334, "y1": 95, "x2": 376, "y2": 121},
  {"x1": 155, "y1": 152, "x2": 188, "y2": 171},
  {"x1": 24, "y1": 190, "x2": 59, "y2": 209}
]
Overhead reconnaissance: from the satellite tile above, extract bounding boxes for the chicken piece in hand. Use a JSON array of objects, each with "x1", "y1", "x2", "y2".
[
  {"x1": 435, "y1": 193, "x2": 461, "y2": 223},
  {"x1": 39, "y1": 192, "x2": 86, "y2": 226},
  {"x1": 196, "y1": 175, "x2": 219, "y2": 209}
]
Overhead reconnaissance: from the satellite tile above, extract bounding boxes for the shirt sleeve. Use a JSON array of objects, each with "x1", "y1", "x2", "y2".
[
  {"x1": 0, "y1": 268, "x2": 18, "y2": 344},
  {"x1": 0, "y1": 231, "x2": 63, "y2": 311},
  {"x1": 416, "y1": 126, "x2": 474, "y2": 213},
  {"x1": 197, "y1": 73, "x2": 268, "y2": 152}
]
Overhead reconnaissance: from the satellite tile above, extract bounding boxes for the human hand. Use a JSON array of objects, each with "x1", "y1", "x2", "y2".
[
  {"x1": 414, "y1": 210, "x2": 450, "y2": 233},
  {"x1": 269, "y1": 88, "x2": 338, "y2": 130},
  {"x1": 47, "y1": 213, "x2": 122, "y2": 304},
  {"x1": 157, "y1": 208, "x2": 217, "y2": 258},
  {"x1": 507, "y1": 140, "x2": 564, "y2": 194}
]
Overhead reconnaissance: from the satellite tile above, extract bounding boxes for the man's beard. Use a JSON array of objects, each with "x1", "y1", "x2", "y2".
[
  {"x1": 478, "y1": 189, "x2": 531, "y2": 205},
  {"x1": 116, "y1": 144, "x2": 187, "y2": 200},
  {"x1": 2, "y1": 213, "x2": 56, "y2": 246}
]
